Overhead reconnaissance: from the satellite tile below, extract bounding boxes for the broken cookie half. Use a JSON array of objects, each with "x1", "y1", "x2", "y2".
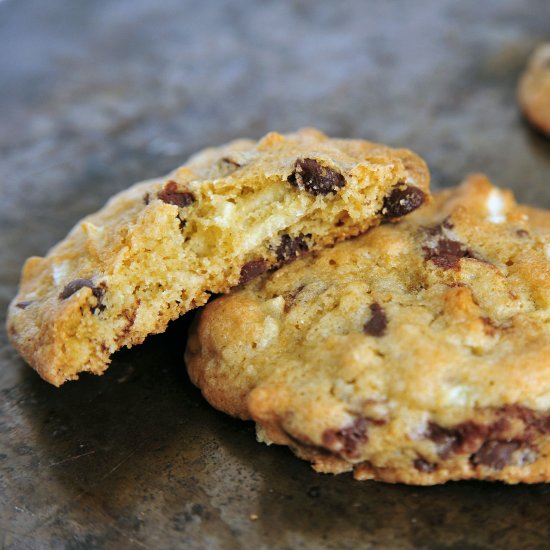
[
  {"x1": 186, "y1": 175, "x2": 550, "y2": 484},
  {"x1": 8, "y1": 128, "x2": 429, "y2": 385}
]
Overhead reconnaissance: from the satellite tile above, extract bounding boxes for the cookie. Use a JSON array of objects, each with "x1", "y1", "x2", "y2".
[
  {"x1": 518, "y1": 43, "x2": 550, "y2": 135},
  {"x1": 7, "y1": 128, "x2": 429, "y2": 386},
  {"x1": 186, "y1": 174, "x2": 550, "y2": 484}
]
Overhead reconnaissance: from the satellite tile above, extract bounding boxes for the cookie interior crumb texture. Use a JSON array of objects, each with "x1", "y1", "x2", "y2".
[
  {"x1": 7, "y1": 128, "x2": 429, "y2": 385},
  {"x1": 186, "y1": 174, "x2": 550, "y2": 484}
]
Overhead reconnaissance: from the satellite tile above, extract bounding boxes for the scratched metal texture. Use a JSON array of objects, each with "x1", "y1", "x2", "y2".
[{"x1": 1, "y1": 0, "x2": 550, "y2": 548}]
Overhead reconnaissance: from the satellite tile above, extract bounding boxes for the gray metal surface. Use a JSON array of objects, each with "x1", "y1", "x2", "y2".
[{"x1": 1, "y1": 0, "x2": 550, "y2": 548}]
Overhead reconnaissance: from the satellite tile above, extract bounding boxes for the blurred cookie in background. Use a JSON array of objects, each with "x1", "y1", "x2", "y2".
[{"x1": 518, "y1": 43, "x2": 550, "y2": 136}]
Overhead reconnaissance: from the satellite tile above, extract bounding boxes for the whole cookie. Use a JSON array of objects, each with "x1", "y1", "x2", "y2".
[
  {"x1": 518, "y1": 43, "x2": 550, "y2": 135},
  {"x1": 7, "y1": 128, "x2": 429, "y2": 385},
  {"x1": 187, "y1": 175, "x2": 550, "y2": 484}
]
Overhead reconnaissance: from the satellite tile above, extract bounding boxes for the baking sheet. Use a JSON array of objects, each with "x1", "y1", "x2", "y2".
[{"x1": 1, "y1": 0, "x2": 550, "y2": 547}]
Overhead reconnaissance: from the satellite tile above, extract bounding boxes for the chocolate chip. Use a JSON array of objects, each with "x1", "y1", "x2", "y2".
[
  {"x1": 382, "y1": 184, "x2": 426, "y2": 218},
  {"x1": 516, "y1": 229, "x2": 529, "y2": 238},
  {"x1": 287, "y1": 158, "x2": 345, "y2": 196},
  {"x1": 427, "y1": 423, "x2": 460, "y2": 459},
  {"x1": 158, "y1": 181, "x2": 195, "y2": 208},
  {"x1": 143, "y1": 193, "x2": 150, "y2": 205},
  {"x1": 59, "y1": 278, "x2": 105, "y2": 312},
  {"x1": 471, "y1": 440, "x2": 521, "y2": 470},
  {"x1": 222, "y1": 157, "x2": 241, "y2": 167},
  {"x1": 59, "y1": 279, "x2": 96, "y2": 300},
  {"x1": 427, "y1": 422, "x2": 487, "y2": 459},
  {"x1": 498, "y1": 404, "x2": 550, "y2": 436},
  {"x1": 363, "y1": 302, "x2": 387, "y2": 336},
  {"x1": 455, "y1": 422, "x2": 490, "y2": 450},
  {"x1": 92, "y1": 285, "x2": 105, "y2": 301},
  {"x1": 413, "y1": 458, "x2": 437, "y2": 473},
  {"x1": 426, "y1": 407, "x2": 550, "y2": 466},
  {"x1": 322, "y1": 417, "x2": 368, "y2": 459},
  {"x1": 423, "y1": 238, "x2": 476, "y2": 270},
  {"x1": 498, "y1": 404, "x2": 537, "y2": 425},
  {"x1": 275, "y1": 234, "x2": 309, "y2": 263},
  {"x1": 239, "y1": 260, "x2": 269, "y2": 285},
  {"x1": 15, "y1": 300, "x2": 33, "y2": 309}
]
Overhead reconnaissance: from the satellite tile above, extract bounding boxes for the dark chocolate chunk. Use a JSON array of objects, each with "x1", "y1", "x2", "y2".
[
  {"x1": 363, "y1": 302, "x2": 387, "y2": 336},
  {"x1": 158, "y1": 181, "x2": 195, "y2": 208},
  {"x1": 452, "y1": 422, "x2": 489, "y2": 452},
  {"x1": 276, "y1": 234, "x2": 309, "y2": 263},
  {"x1": 91, "y1": 284, "x2": 106, "y2": 313},
  {"x1": 498, "y1": 404, "x2": 550, "y2": 436},
  {"x1": 413, "y1": 458, "x2": 437, "y2": 473},
  {"x1": 423, "y1": 238, "x2": 476, "y2": 270},
  {"x1": 288, "y1": 158, "x2": 345, "y2": 196},
  {"x1": 382, "y1": 184, "x2": 426, "y2": 218},
  {"x1": 59, "y1": 278, "x2": 96, "y2": 300},
  {"x1": 491, "y1": 416, "x2": 511, "y2": 434},
  {"x1": 427, "y1": 421, "x2": 487, "y2": 459},
  {"x1": 498, "y1": 404, "x2": 537, "y2": 425},
  {"x1": 322, "y1": 417, "x2": 368, "y2": 459},
  {"x1": 92, "y1": 285, "x2": 105, "y2": 301},
  {"x1": 426, "y1": 407, "x2": 550, "y2": 465},
  {"x1": 471, "y1": 440, "x2": 521, "y2": 470},
  {"x1": 59, "y1": 278, "x2": 105, "y2": 312},
  {"x1": 16, "y1": 300, "x2": 33, "y2": 309},
  {"x1": 239, "y1": 260, "x2": 269, "y2": 285},
  {"x1": 427, "y1": 423, "x2": 460, "y2": 459}
]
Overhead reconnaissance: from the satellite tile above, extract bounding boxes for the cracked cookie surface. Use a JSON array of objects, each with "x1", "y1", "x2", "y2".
[
  {"x1": 7, "y1": 128, "x2": 429, "y2": 385},
  {"x1": 186, "y1": 175, "x2": 550, "y2": 484}
]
